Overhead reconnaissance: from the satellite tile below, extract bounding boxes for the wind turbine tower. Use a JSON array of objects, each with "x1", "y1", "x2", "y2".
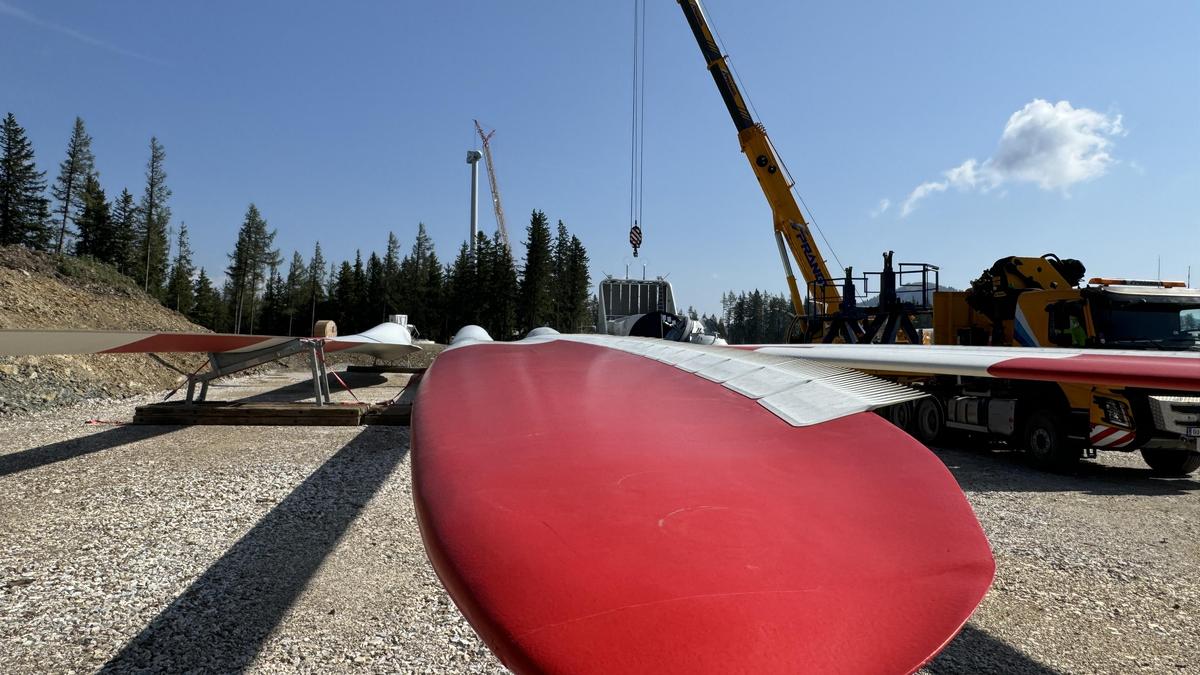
[{"x1": 466, "y1": 149, "x2": 482, "y2": 255}]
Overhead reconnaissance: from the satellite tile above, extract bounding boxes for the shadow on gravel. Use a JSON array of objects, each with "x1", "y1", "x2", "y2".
[
  {"x1": 925, "y1": 624, "x2": 1061, "y2": 674},
  {"x1": 933, "y1": 446, "x2": 1200, "y2": 497},
  {"x1": 239, "y1": 371, "x2": 389, "y2": 403},
  {"x1": 0, "y1": 424, "x2": 177, "y2": 478},
  {"x1": 101, "y1": 426, "x2": 407, "y2": 673}
]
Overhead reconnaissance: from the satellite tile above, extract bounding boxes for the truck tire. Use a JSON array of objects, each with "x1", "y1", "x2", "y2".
[
  {"x1": 1140, "y1": 448, "x2": 1200, "y2": 476},
  {"x1": 1022, "y1": 410, "x2": 1080, "y2": 471},
  {"x1": 913, "y1": 397, "x2": 945, "y2": 445},
  {"x1": 882, "y1": 401, "x2": 914, "y2": 432}
]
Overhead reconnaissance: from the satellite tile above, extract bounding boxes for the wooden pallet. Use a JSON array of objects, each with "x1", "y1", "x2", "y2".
[{"x1": 133, "y1": 373, "x2": 424, "y2": 427}]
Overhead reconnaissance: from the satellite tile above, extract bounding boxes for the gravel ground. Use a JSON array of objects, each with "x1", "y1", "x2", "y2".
[
  {"x1": 924, "y1": 443, "x2": 1199, "y2": 674},
  {"x1": 2, "y1": 370, "x2": 1197, "y2": 673},
  {"x1": 0, "y1": 370, "x2": 504, "y2": 674}
]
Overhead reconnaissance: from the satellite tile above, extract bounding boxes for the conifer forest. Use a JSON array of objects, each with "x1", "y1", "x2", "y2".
[{"x1": 1, "y1": 112, "x2": 790, "y2": 343}]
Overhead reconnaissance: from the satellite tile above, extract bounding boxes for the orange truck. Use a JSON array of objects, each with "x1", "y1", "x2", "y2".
[{"x1": 897, "y1": 255, "x2": 1200, "y2": 475}]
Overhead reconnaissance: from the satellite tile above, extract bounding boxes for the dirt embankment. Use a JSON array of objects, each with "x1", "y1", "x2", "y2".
[
  {"x1": 0, "y1": 247, "x2": 440, "y2": 417},
  {"x1": 0, "y1": 247, "x2": 209, "y2": 416}
]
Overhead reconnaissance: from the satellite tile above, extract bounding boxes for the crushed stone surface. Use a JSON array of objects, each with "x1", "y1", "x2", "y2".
[
  {"x1": 923, "y1": 444, "x2": 1199, "y2": 674},
  {"x1": 1, "y1": 369, "x2": 1197, "y2": 673},
  {"x1": 0, "y1": 371, "x2": 504, "y2": 674}
]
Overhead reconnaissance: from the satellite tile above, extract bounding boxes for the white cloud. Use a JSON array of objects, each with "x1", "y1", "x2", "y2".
[
  {"x1": 870, "y1": 198, "x2": 891, "y2": 217},
  {"x1": 900, "y1": 181, "x2": 947, "y2": 217},
  {"x1": 900, "y1": 99, "x2": 1123, "y2": 216}
]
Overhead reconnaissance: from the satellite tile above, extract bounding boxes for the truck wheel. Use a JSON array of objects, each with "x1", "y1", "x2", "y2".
[
  {"x1": 882, "y1": 401, "x2": 914, "y2": 432},
  {"x1": 1140, "y1": 448, "x2": 1200, "y2": 476},
  {"x1": 1022, "y1": 410, "x2": 1080, "y2": 471},
  {"x1": 913, "y1": 397, "x2": 945, "y2": 445}
]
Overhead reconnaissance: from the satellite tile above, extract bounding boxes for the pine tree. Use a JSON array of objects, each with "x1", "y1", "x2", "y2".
[
  {"x1": 748, "y1": 290, "x2": 766, "y2": 343},
  {"x1": 165, "y1": 223, "x2": 196, "y2": 315},
  {"x1": 73, "y1": 174, "x2": 112, "y2": 260},
  {"x1": 543, "y1": 219, "x2": 591, "y2": 332},
  {"x1": 366, "y1": 252, "x2": 386, "y2": 326},
  {"x1": 51, "y1": 117, "x2": 95, "y2": 254},
  {"x1": 396, "y1": 223, "x2": 441, "y2": 338},
  {"x1": 383, "y1": 231, "x2": 401, "y2": 315},
  {"x1": 0, "y1": 113, "x2": 52, "y2": 249},
  {"x1": 219, "y1": 278, "x2": 238, "y2": 332},
  {"x1": 225, "y1": 203, "x2": 278, "y2": 333},
  {"x1": 333, "y1": 260, "x2": 354, "y2": 330},
  {"x1": 251, "y1": 237, "x2": 282, "y2": 334},
  {"x1": 327, "y1": 260, "x2": 337, "y2": 327},
  {"x1": 111, "y1": 189, "x2": 138, "y2": 276},
  {"x1": 518, "y1": 209, "x2": 554, "y2": 331},
  {"x1": 136, "y1": 137, "x2": 171, "y2": 297},
  {"x1": 350, "y1": 250, "x2": 367, "y2": 331},
  {"x1": 423, "y1": 247, "x2": 445, "y2": 340},
  {"x1": 226, "y1": 211, "x2": 255, "y2": 333},
  {"x1": 307, "y1": 241, "x2": 326, "y2": 332},
  {"x1": 731, "y1": 292, "x2": 748, "y2": 344},
  {"x1": 259, "y1": 261, "x2": 285, "y2": 335},
  {"x1": 482, "y1": 231, "x2": 519, "y2": 339},
  {"x1": 585, "y1": 295, "x2": 600, "y2": 332},
  {"x1": 284, "y1": 250, "x2": 309, "y2": 336},
  {"x1": 561, "y1": 234, "x2": 592, "y2": 332},
  {"x1": 550, "y1": 220, "x2": 572, "y2": 328},
  {"x1": 444, "y1": 241, "x2": 478, "y2": 333},
  {"x1": 190, "y1": 267, "x2": 224, "y2": 329}
]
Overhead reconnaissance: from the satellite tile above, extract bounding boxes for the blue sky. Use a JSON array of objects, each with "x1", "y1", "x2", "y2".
[{"x1": 3, "y1": 1, "x2": 1197, "y2": 315}]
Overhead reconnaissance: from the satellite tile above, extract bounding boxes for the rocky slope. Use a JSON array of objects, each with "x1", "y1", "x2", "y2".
[
  {"x1": 0, "y1": 247, "x2": 208, "y2": 416},
  {"x1": 0, "y1": 247, "x2": 438, "y2": 418}
]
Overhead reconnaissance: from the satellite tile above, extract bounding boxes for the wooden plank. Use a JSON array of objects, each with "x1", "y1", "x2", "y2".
[
  {"x1": 133, "y1": 416, "x2": 363, "y2": 427},
  {"x1": 348, "y1": 362, "x2": 427, "y2": 372},
  {"x1": 133, "y1": 401, "x2": 366, "y2": 426}
]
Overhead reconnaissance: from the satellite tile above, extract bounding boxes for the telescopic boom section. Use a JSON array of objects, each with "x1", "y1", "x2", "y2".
[{"x1": 677, "y1": 0, "x2": 841, "y2": 315}]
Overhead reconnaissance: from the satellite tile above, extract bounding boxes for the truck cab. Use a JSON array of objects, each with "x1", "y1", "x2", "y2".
[{"x1": 1081, "y1": 281, "x2": 1200, "y2": 351}]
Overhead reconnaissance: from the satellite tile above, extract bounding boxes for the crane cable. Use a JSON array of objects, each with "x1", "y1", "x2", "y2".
[
  {"x1": 703, "y1": 2, "x2": 845, "y2": 275},
  {"x1": 628, "y1": 0, "x2": 646, "y2": 258}
]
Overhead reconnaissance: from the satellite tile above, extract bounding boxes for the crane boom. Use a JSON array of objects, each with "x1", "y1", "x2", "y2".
[
  {"x1": 474, "y1": 120, "x2": 511, "y2": 251},
  {"x1": 677, "y1": 0, "x2": 841, "y2": 315}
]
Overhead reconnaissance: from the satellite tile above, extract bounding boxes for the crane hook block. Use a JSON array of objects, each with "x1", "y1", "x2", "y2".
[{"x1": 629, "y1": 223, "x2": 643, "y2": 258}]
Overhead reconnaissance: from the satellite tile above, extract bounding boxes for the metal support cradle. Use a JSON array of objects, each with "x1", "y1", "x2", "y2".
[{"x1": 182, "y1": 337, "x2": 332, "y2": 405}]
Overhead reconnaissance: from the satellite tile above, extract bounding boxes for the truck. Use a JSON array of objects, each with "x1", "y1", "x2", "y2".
[
  {"x1": 675, "y1": 1, "x2": 1200, "y2": 474},
  {"x1": 896, "y1": 254, "x2": 1200, "y2": 475}
]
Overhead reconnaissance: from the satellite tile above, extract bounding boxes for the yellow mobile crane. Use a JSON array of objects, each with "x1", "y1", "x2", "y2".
[
  {"x1": 676, "y1": 3, "x2": 838, "y2": 319},
  {"x1": 676, "y1": 0, "x2": 936, "y2": 343}
]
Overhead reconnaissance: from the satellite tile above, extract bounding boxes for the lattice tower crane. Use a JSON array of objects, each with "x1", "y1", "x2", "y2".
[{"x1": 474, "y1": 120, "x2": 511, "y2": 252}]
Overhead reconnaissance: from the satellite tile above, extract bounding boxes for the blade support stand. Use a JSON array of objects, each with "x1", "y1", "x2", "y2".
[{"x1": 181, "y1": 337, "x2": 333, "y2": 405}]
